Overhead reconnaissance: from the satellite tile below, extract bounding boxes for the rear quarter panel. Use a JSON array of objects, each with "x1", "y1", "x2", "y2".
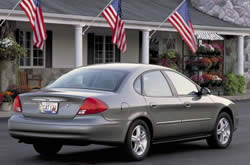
[{"x1": 99, "y1": 69, "x2": 153, "y2": 141}]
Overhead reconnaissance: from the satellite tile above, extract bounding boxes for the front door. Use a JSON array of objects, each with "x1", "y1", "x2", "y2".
[
  {"x1": 177, "y1": 94, "x2": 216, "y2": 135},
  {"x1": 164, "y1": 70, "x2": 216, "y2": 136}
]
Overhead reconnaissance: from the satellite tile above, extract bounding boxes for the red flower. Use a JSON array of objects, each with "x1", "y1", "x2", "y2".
[
  {"x1": 202, "y1": 74, "x2": 214, "y2": 81},
  {"x1": 0, "y1": 93, "x2": 4, "y2": 104},
  {"x1": 217, "y1": 57, "x2": 224, "y2": 63},
  {"x1": 210, "y1": 57, "x2": 219, "y2": 63}
]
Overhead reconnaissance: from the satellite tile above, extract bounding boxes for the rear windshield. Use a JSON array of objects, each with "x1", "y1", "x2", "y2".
[{"x1": 47, "y1": 69, "x2": 128, "y2": 91}]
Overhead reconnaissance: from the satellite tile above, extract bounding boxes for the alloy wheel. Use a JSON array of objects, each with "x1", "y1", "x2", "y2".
[
  {"x1": 131, "y1": 125, "x2": 148, "y2": 156},
  {"x1": 217, "y1": 117, "x2": 231, "y2": 145}
]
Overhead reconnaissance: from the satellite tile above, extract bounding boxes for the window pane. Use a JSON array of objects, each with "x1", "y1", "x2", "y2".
[
  {"x1": 134, "y1": 77, "x2": 142, "y2": 94},
  {"x1": 105, "y1": 36, "x2": 114, "y2": 63},
  {"x1": 20, "y1": 58, "x2": 24, "y2": 66},
  {"x1": 26, "y1": 49, "x2": 31, "y2": 57},
  {"x1": 25, "y1": 40, "x2": 30, "y2": 49},
  {"x1": 25, "y1": 58, "x2": 31, "y2": 66},
  {"x1": 165, "y1": 71, "x2": 198, "y2": 95},
  {"x1": 33, "y1": 59, "x2": 38, "y2": 66},
  {"x1": 33, "y1": 50, "x2": 38, "y2": 57},
  {"x1": 18, "y1": 31, "x2": 45, "y2": 67},
  {"x1": 48, "y1": 69, "x2": 128, "y2": 91},
  {"x1": 143, "y1": 71, "x2": 172, "y2": 97},
  {"x1": 93, "y1": 35, "x2": 116, "y2": 64},
  {"x1": 26, "y1": 32, "x2": 31, "y2": 40},
  {"x1": 94, "y1": 36, "x2": 104, "y2": 64},
  {"x1": 19, "y1": 31, "x2": 31, "y2": 67},
  {"x1": 38, "y1": 50, "x2": 43, "y2": 57}
]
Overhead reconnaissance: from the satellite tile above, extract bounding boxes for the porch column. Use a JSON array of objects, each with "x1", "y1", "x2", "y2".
[
  {"x1": 238, "y1": 35, "x2": 245, "y2": 75},
  {"x1": 75, "y1": 25, "x2": 83, "y2": 67},
  {"x1": 142, "y1": 29, "x2": 150, "y2": 64}
]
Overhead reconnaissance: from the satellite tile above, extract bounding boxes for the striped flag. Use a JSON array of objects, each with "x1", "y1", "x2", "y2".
[
  {"x1": 102, "y1": 0, "x2": 127, "y2": 53},
  {"x1": 19, "y1": 0, "x2": 47, "y2": 49},
  {"x1": 168, "y1": 0, "x2": 197, "y2": 54}
]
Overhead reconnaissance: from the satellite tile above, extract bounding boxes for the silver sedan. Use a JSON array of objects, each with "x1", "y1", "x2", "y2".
[{"x1": 8, "y1": 63, "x2": 239, "y2": 161}]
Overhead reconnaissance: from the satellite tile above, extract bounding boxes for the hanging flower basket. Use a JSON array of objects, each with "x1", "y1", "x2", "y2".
[{"x1": 0, "y1": 38, "x2": 26, "y2": 61}]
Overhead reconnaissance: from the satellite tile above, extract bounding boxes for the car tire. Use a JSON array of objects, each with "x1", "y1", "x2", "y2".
[
  {"x1": 124, "y1": 120, "x2": 151, "y2": 161},
  {"x1": 206, "y1": 112, "x2": 233, "y2": 149},
  {"x1": 33, "y1": 143, "x2": 62, "y2": 156}
]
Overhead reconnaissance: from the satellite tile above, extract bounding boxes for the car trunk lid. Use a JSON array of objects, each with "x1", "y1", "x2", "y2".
[{"x1": 19, "y1": 88, "x2": 110, "y2": 119}]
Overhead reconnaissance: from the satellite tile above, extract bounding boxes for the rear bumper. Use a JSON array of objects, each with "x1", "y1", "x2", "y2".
[{"x1": 8, "y1": 114, "x2": 128, "y2": 145}]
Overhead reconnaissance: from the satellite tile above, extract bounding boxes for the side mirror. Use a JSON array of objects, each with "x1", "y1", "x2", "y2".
[{"x1": 198, "y1": 87, "x2": 211, "y2": 96}]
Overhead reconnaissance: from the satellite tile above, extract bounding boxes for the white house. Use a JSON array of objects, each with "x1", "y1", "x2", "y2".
[{"x1": 0, "y1": 0, "x2": 250, "y2": 90}]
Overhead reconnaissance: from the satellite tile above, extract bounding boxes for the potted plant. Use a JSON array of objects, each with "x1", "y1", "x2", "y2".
[
  {"x1": 213, "y1": 75, "x2": 222, "y2": 87},
  {"x1": 160, "y1": 49, "x2": 179, "y2": 70},
  {"x1": 0, "y1": 37, "x2": 26, "y2": 61},
  {"x1": 214, "y1": 48, "x2": 221, "y2": 56},
  {"x1": 210, "y1": 57, "x2": 219, "y2": 69},
  {"x1": 202, "y1": 73, "x2": 214, "y2": 87},
  {"x1": 191, "y1": 74, "x2": 204, "y2": 85},
  {"x1": 203, "y1": 43, "x2": 215, "y2": 56},
  {"x1": 0, "y1": 85, "x2": 32, "y2": 111},
  {"x1": 196, "y1": 45, "x2": 207, "y2": 56},
  {"x1": 0, "y1": 91, "x2": 14, "y2": 111},
  {"x1": 198, "y1": 58, "x2": 212, "y2": 70}
]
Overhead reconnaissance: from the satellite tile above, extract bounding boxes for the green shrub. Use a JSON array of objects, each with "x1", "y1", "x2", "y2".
[
  {"x1": 236, "y1": 75, "x2": 247, "y2": 94},
  {"x1": 224, "y1": 73, "x2": 247, "y2": 95},
  {"x1": 224, "y1": 73, "x2": 239, "y2": 96}
]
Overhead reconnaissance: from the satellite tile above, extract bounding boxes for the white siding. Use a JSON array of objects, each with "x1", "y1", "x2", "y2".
[
  {"x1": 52, "y1": 24, "x2": 75, "y2": 68},
  {"x1": 16, "y1": 22, "x2": 140, "y2": 68},
  {"x1": 121, "y1": 30, "x2": 140, "y2": 63}
]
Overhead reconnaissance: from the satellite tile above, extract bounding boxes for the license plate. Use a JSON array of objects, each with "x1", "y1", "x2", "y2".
[{"x1": 39, "y1": 102, "x2": 58, "y2": 114}]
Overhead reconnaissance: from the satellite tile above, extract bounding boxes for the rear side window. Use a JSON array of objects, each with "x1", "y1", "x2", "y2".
[
  {"x1": 48, "y1": 69, "x2": 128, "y2": 91},
  {"x1": 143, "y1": 71, "x2": 173, "y2": 97}
]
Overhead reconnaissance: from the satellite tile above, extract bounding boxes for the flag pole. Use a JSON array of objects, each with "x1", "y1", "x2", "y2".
[
  {"x1": 82, "y1": 0, "x2": 114, "y2": 35},
  {"x1": 149, "y1": 0, "x2": 186, "y2": 38},
  {"x1": 0, "y1": 0, "x2": 22, "y2": 27}
]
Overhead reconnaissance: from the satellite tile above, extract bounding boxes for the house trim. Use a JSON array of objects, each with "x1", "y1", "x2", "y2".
[{"x1": 0, "y1": 9, "x2": 249, "y2": 36}]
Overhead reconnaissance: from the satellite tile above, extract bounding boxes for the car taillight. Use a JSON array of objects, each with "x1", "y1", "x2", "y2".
[
  {"x1": 77, "y1": 98, "x2": 108, "y2": 115},
  {"x1": 13, "y1": 96, "x2": 22, "y2": 112}
]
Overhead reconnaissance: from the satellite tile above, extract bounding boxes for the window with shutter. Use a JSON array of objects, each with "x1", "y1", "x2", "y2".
[
  {"x1": 88, "y1": 33, "x2": 120, "y2": 65},
  {"x1": 16, "y1": 30, "x2": 53, "y2": 68}
]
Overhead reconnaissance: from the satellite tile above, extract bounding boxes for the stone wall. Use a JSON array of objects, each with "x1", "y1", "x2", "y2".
[
  {"x1": 191, "y1": 0, "x2": 250, "y2": 79},
  {"x1": 0, "y1": 64, "x2": 71, "y2": 92},
  {"x1": 0, "y1": 61, "x2": 17, "y2": 92}
]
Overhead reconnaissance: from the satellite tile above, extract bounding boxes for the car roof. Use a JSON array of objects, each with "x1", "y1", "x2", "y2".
[{"x1": 78, "y1": 63, "x2": 173, "y2": 72}]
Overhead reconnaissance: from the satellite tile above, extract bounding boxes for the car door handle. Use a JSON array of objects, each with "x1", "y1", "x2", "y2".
[
  {"x1": 184, "y1": 102, "x2": 192, "y2": 108},
  {"x1": 149, "y1": 103, "x2": 158, "y2": 109}
]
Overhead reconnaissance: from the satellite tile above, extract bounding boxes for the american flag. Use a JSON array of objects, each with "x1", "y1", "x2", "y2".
[
  {"x1": 168, "y1": 0, "x2": 197, "y2": 54},
  {"x1": 102, "y1": 0, "x2": 127, "y2": 53},
  {"x1": 19, "y1": 0, "x2": 47, "y2": 49}
]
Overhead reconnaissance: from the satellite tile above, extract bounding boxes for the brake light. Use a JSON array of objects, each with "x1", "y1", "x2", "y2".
[
  {"x1": 13, "y1": 96, "x2": 22, "y2": 112},
  {"x1": 77, "y1": 98, "x2": 108, "y2": 115}
]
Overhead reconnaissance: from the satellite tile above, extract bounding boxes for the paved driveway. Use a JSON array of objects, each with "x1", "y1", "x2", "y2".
[{"x1": 0, "y1": 101, "x2": 250, "y2": 165}]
